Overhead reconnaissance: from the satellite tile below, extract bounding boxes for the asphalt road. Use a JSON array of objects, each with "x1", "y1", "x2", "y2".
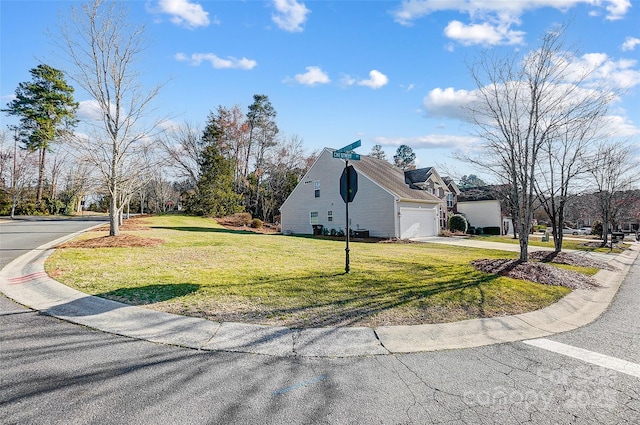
[{"x1": 1, "y1": 219, "x2": 638, "y2": 424}]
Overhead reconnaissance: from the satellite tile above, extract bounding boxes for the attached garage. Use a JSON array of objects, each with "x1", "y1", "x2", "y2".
[{"x1": 399, "y1": 206, "x2": 438, "y2": 239}]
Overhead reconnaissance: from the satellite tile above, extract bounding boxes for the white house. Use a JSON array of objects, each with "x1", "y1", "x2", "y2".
[
  {"x1": 280, "y1": 148, "x2": 443, "y2": 239},
  {"x1": 456, "y1": 186, "x2": 514, "y2": 235}
]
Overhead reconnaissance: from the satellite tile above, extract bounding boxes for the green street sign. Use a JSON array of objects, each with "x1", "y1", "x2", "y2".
[
  {"x1": 332, "y1": 151, "x2": 361, "y2": 160},
  {"x1": 335, "y1": 140, "x2": 361, "y2": 153}
]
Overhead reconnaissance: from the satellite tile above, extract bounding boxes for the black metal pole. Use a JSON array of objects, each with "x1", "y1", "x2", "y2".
[{"x1": 345, "y1": 160, "x2": 350, "y2": 273}]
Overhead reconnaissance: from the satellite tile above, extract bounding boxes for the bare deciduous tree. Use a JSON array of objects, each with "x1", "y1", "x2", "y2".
[
  {"x1": 158, "y1": 122, "x2": 202, "y2": 188},
  {"x1": 59, "y1": 0, "x2": 163, "y2": 235},
  {"x1": 584, "y1": 140, "x2": 640, "y2": 246},
  {"x1": 463, "y1": 25, "x2": 617, "y2": 261}
]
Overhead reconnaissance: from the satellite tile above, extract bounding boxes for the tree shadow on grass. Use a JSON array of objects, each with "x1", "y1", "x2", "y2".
[
  {"x1": 183, "y1": 264, "x2": 504, "y2": 328},
  {"x1": 150, "y1": 226, "x2": 261, "y2": 235},
  {"x1": 100, "y1": 283, "x2": 201, "y2": 305},
  {"x1": 44, "y1": 284, "x2": 201, "y2": 318}
]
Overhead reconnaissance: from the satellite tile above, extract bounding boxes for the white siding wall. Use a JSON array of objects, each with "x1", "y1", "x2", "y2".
[
  {"x1": 457, "y1": 200, "x2": 502, "y2": 229},
  {"x1": 280, "y1": 149, "x2": 397, "y2": 237}
]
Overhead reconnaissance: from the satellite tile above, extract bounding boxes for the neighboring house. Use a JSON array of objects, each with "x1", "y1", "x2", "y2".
[
  {"x1": 404, "y1": 167, "x2": 455, "y2": 229},
  {"x1": 456, "y1": 186, "x2": 514, "y2": 235},
  {"x1": 280, "y1": 148, "x2": 443, "y2": 239},
  {"x1": 442, "y1": 176, "x2": 461, "y2": 213}
]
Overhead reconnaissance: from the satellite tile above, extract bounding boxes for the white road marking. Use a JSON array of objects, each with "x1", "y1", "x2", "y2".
[{"x1": 524, "y1": 338, "x2": 640, "y2": 379}]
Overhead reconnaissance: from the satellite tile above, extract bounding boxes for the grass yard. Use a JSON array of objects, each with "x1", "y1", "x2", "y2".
[
  {"x1": 471, "y1": 234, "x2": 629, "y2": 253},
  {"x1": 46, "y1": 215, "x2": 580, "y2": 328}
]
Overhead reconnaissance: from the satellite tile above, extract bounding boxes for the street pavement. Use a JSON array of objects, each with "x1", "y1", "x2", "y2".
[{"x1": 0, "y1": 227, "x2": 637, "y2": 358}]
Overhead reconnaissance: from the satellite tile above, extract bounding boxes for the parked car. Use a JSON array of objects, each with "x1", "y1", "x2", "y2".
[
  {"x1": 579, "y1": 227, "x2": 592, "y2": 234},
  {"x1": 562, "y1": 227, "x2": 587, "y2": 235}
]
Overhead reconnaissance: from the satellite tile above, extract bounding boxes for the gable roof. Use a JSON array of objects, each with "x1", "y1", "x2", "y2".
[
  {"x1": 442, "y1": 176, "x2": 461, "y2": 195},
  {"x1": 328, "y1": 149, "x2": 441, "y2": 203},
  {"x1": 404, "y1": 167, "x2": 434, "y2": 189}
]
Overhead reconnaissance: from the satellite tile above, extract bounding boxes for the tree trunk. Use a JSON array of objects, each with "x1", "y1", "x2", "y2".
[
  {"x1": 109, "y1": 178, "x2": 119, "y2": 236},
  {"x1": 36, "y1": 147, "x2": 46, "y2": 207}
]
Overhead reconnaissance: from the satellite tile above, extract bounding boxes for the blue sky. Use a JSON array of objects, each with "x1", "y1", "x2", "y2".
[{"x1": 1, "y1": 0, "x2": 639, "y2": 179}]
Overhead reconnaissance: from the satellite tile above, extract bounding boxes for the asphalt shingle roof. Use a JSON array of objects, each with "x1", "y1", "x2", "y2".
[{"x1": 329, "y1": 149, "x2": 441, "y2": 203}]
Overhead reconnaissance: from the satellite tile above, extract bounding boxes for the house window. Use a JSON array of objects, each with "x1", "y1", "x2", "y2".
[
  {"x1": 328, "y1": 210, "x2": 333, "y2": 222},
  {"x1": 310, "y1": 211, "x2": 319, "y2": 225},
  {"x1": 447, "y1": 193, "x2": 454, "y2": 208},
  {"x1": 314, "y1": 181, "x2": 320, "y2": 198}
]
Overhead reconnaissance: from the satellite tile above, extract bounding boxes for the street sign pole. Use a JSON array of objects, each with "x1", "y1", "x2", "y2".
[
  {"x1": 345, "y1": 160, "x2": 350, "y2": 274},
  {"x1": 335, "y1": 140, "x2": 361, "y2": 274}
]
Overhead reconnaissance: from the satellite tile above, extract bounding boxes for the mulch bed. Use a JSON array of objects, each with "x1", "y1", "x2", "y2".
[
  {"x1": 56, "y1": 234, "x2": 164, "y2": 249},
  {"x1": 472, "y1": 257, "x2": 602, "y2": 290},
  {"x1": 528, "y1": 251, "x2": 617, "y2": 271},
  {"x1": 215, "y1": 217, "x2": 279, "y2": 234}
]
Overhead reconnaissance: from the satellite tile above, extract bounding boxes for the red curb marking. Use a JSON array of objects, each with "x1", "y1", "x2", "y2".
[{"x1": 8, "y1": 272, "x2": 49, "y2": 285}]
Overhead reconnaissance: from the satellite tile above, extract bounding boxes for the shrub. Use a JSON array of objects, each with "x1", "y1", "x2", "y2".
[
  {"x1": 223, "y1": 212, "x2": 252, "y2": 226},
  {"x1": 330, "y1": 228, "x2": 337, "y2": 236},
  {"x1": 592, "y1": 221, "x2": 603, "y2": 236},
  {"x1": 250, "y1": 218, "x2": 263, "y2": 228},
  {"x1": 483, "y1": 226, "x2": 501, "y2": 235},
  {"x1": 448, "y1": 214, "x2": 468, "y2": 233},
  {"x1": 467, "y1": 226, "x2": 475, "y2": 235}
]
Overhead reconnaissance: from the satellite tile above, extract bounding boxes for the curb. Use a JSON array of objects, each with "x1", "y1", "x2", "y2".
[{"x1": 1, "y1": 233, "x2": 637, "y2": 357}]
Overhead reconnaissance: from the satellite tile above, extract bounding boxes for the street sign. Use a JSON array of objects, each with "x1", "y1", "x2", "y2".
[
  {"x1": 335, "y1": 140, "x2": 361, "y2": 153},
  {"x1": 340, "y1": 165, "x2": 358, "y2": 203},
  {"x1": 332, "y1": 151, "x2": 361, "y2": 160}
]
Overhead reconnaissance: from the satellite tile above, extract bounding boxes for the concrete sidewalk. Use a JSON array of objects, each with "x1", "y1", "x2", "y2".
[{"x1": 1, "y1": 231, "x2": 637, "y2": 358}]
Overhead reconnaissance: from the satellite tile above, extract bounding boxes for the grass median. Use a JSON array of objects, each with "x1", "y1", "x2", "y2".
[{"x1": 46, "y1": 215, "x2": 576, "y2": 328}]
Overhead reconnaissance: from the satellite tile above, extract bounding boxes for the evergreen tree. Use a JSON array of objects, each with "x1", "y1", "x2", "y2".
[
  {"x1": 3, "y1": 64, "x2": 78, "y2": 209},
  {"x1": 458, "y1": 174, "x2": 487, "y2": 189},
  {"x1": 188, "y1": 144, "x2": 242, "y2": 217},
  {"x1": 393, "y1": 144, "x2": 416, "y2": 170},
  {"x1": 369, "y1": 144, "x2": 387, "y2": 160}
]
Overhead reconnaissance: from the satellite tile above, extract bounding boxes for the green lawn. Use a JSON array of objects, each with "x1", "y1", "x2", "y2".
[
  {"x1": 46, "y1": 215, "x2": 578, "y2": 328},
  {"x1": 471, "y1": 234, "x2": 629, "y2": 253}
]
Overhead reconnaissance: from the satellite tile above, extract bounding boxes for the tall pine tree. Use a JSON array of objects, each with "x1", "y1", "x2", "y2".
[{"x1": 3, "y1": 64, "x2": 77, "y2": 209}]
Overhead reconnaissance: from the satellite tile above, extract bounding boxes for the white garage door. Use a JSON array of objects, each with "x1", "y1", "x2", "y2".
[{"x1": 400, "y1": 207, "x2": 437, "y2": 239}]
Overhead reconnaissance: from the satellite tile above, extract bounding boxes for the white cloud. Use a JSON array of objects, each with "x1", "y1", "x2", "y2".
[
  {"x1": 339, "y1": 74, "x2": 357, "y2": 87},
  {"x1": 293, "y1": 66, "x2": 330, "y2": 86},
  {"x1": 622, "y1": 37, "x2": 640, "y2": 52},
  {"x1": 391, "y1": 1, "x2": 630, "y2": 46},
  {"x1": 373, "y1": 134, "x2": 478, "y2": 149},
  {"x1": 603, "y1": 0, "x2": 631, "y2": 20},
  {"x1": 444, "y1": 20, "x2": 524, "y2": 46},
  {"x1": 392, "y1": 0, "x2": 630, "y2": 25},
  {"x1": 423, "y1": 87, "x2": 478, "y2": 119},
  {"x1": 600, "y1": 115, "x2": 640, "y2": 136},
  {"x1": 401, "y1": 83, "x2": 416, "y2": 92},
  {"x1": 357, "y1": 70, "x2": 389, "y2": 89},
  {"x1": 175, "y1": 53, "x2": 257, "y2": 70},
  {"x1": 77, "y1": 99, "x2": 108, "y2": 121},
  {"x1": 156, "y1": 0, "x2": 210, "y2": 29},
  {"x1": 271, "y1": 0, "x2": 310, "y2": 32},
  {"x1": 560, "y1": 53, "x2": 640, "y2": 89},
  {"x1": 157, "y1": 119, "x2": 182, "y2": 132}
]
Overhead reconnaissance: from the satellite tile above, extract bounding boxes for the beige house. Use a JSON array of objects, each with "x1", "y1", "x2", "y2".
[{"x1": 280, "y1": 148, "x2": 443, "y2": 238}]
